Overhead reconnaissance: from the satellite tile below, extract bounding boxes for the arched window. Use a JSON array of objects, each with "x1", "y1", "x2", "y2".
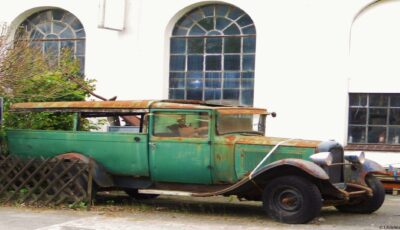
[
  {"x1": 19, "y1": 9, "x2": 86, "y2": 73},
  {"x1": 169, "y1": 4, "x2": 256, "y2": 106}
]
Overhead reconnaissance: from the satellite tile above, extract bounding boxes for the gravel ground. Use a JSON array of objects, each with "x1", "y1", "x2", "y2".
[{"x1": 0, "y1": 194, "x2": 399, "y2": 230}]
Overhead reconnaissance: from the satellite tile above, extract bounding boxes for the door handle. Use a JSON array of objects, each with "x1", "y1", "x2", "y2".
[{"x1": 149, "y1": 142, "x2": 156, "y2": 150}]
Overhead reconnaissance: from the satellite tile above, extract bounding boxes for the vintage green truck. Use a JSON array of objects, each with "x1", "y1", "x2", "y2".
[{"x1": 4, "y1": 100, "x2": 386, "y2": 224}]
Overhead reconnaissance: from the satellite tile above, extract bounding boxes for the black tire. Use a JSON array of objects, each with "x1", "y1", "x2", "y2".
[
  {"x1": 262, "y1": 176, "x2": 322, "y2": 224},
  {"x1": 124, "y1": 189, "x2": 159, "y2": 200},
  {"x1": 335, "y1": 175, "x2": 385, "y2": 213}
]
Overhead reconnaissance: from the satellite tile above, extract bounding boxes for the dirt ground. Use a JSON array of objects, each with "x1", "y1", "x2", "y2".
[{"x1": 0, "y1": 193, "x2": 399, "y2": 230}]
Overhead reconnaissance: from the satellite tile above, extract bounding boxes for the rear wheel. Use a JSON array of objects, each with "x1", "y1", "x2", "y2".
[
  {"x1": 262, "y1": 175, "x2": 322, "y2": 224},
  {"x1": 124, "y1": 189, "x2": 159, "y2": 200},
  {"x1": 335, "y1": 175, "x2": 385, "y2": 213}
]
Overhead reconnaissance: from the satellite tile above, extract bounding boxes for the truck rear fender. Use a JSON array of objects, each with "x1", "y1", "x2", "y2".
[{"x1": 56, "y1": 153, "x2": 114, "y2": 188}]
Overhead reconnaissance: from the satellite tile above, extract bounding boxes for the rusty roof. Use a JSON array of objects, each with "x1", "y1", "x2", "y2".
[{"x1": 10, "y1": 100, "x2": 268, "y2": 113}]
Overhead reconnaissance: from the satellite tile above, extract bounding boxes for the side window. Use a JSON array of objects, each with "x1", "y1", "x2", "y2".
[
  {"x1": 153, "y1": 112, "x2": 209, "y2": 138},
  {"x1": 84, "y1": 113, "x2": 147, "y2": 133}
]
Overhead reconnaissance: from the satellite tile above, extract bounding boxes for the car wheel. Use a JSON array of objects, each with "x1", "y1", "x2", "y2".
[
  {"x1": 262, "y1": 175, "x2": 322, "y2": 224},
  {"x1": 335, "y1": 175, "x2": 385, "y2": 213},
  {"x1": 124, "y1": 189, "x2": 159, "y2": 200}
]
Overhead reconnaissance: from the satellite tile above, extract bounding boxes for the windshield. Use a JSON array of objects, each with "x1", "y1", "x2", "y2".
[{"x1": 217, "y1": 114, "x2": 266, "y2": 135}]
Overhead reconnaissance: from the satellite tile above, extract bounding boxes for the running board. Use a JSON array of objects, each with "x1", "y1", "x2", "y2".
[{"x1": 138, "y1": 189, "x2": 193, "y2": 196}]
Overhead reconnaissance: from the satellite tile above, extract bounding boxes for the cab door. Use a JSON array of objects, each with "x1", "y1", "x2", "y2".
[{"x1": 149, "y1": 110, "x2": 212, "y2": 184}]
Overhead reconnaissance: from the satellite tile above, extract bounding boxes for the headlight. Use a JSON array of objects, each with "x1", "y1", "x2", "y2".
[
  {"x1": 344, "y1": 151, "x2": 365, "y2": 164},
  {"x1": 310, "y1": 152, "x2": 333, "y2": 166}
]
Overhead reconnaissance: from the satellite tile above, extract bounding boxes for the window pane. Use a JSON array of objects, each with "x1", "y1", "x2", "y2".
[
  {"x1": 389, "y1": 108, "x2": 400, "y2": 125},
  {"x1": 169, "y1": 78, "x2": 185, "y2": 88},
  {"x1": 171, "y1": 38, "x2": 186, "y2": 54},
  {"x1": 38, "y1": 23, "x2": 51, "y2": 34},
  {"x1": 216, "y1": 5, "x2": 229, "y2": 17},
  {"x1": 390, "y1": 95, "x2": 400, "y2": 107},
  {"x1": 241, "y1": 79, "x2": 254, "y2": 88},
  {"x1": 241, "y1": 89, "x2": 254, "y2": 106},
  {"x1": 349, "y1": 94, "x2": 367, "y2": 106},
  {"x1": 216, "y1": 18, "x2": 231, "y2": 30},
  {"x1": 205, "y1": 89, "x2": 221, "y2": 100},
  {"x1": 188, "y1": 55, "x2": 203, "y2": 71},
  {"x1": 227, "y1": 7, "x2": 244, "y2": 20},
  {"x1": 198, "y1": 18, "x2": 214, "y2": 31},
  {"x1": 206, "y1": 38, "x2": 222, "y2": 53},
  {"x1": 223, "y1": 80, "x2": 239, "y2": 88},
  {"x1": 189, "y1": 25, "x2": 206, "y2": 36},
  {"x1": 53, "y1": 21, "x2": 66, "y2": 34},
  {"x1": 76, "y1": 40, "x2": 85, "y2": 56},
  {"x1": 237, "y1": 15, "x2": 253, "y2": 27},
  {"x1": 224, "y1": 72, "x2": 240, "y2": 79},
  {"x1": 187, "y1": 72, "x2": 203, "y2": 89},
  {"x1": 243, "y1": 37, "x2": 256, "y2": 53},
  {"x1": 205, "y1": 72, "x2": 221, "y2": 88},
  {"x1": 243, "y1": 55, "x2": 255, "y2": 71},
  {"x1": 169, "y1": 89, "x2": 184, "y2": 99},
  {"x1": 201, "y1": 5, "x2": 214, "y2": 17},
  {"x1": 224, "y1": 55, "x2": 240, "y2": 70},
  {"x1": 176, "y1": 16, "x2": 193, "y2": 28},
  {"x1": 224, "y1": 24, "x2": 240, "y2": 35},
  {"x1": 187, "y1": 89, "x2": 203, "y2": 100},
  {"x1": 206, "y1": 55, "x2": 221, "y2": 70},
  {"x1": 59, "y1": 27, "x2": 74, "y2": 38},
  {"x1": 368, "y1": 126, "x2": 387, "y2": 144},
  {"x1": 223, "y1": 89, "x2": 240, "y2": 100},
  {"x1": 349, "y1": 108, "x2": 366, "y2": 125},
  {"x1": 243, "y1": 25, "x2": 256, "y2": 35},
  {"x1": 70, "y1": 19, "x2": 83, "y2": 30},
  {"x1": 242, "y1": 72, "x2": 254, "y2": 79},
  {"x1": 224, "y1": 37, "x2": 241, "y2": 53},
  {"x1": 188, "y1": 38, "x2": 204, "y2": 54},
  {"x1": 369, "y1": 94, "x2": 388, "y2": 107},
  {"x1": 369, "y1": 108, "x2": 387, "y2": 125},
  {"x1": 348, "y1": 126, "x2": 366, "y2": 143},
  {"x1": 172, "y1": 27, "x2": 188, "y2": 36},
  {"x1": 388, "y1": 127, "x2": 400, "y2": 144},
  {"x1": 170, "y1": 55, "x2": 186, "y2": 71}
]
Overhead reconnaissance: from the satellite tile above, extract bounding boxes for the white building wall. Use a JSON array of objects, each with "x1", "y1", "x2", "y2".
[{"x1": 2, "y1": 0, "x2": 400, "y2": 165}]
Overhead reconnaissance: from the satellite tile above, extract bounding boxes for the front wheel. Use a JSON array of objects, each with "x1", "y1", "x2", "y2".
[
  {"x1": 262, "y1": 176, "x2": 322, "y2": 224},
  {"x1": 335, "y1": 175, "x2": 385, "y2": 213}
]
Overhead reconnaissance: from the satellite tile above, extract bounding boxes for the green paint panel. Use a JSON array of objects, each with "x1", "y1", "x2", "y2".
[
  {"x1": 234, "y1": 144, "x2": 315, "y2": 179},
  {"x1": 212, "y1": 143, "x2": 237, "y2": 184},
  {"x1": 7, "y1": 129, "x2": 149, "y2": 176}
]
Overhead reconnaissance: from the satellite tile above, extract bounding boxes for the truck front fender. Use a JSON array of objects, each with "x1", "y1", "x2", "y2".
[{"x1": 56, "y1": 153, "x2": 114, "y2": 188}]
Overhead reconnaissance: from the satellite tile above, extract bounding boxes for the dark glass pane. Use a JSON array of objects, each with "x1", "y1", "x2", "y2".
[
  {"x1": 388, "y1": 127, "x2": 400, "y2": 144},
  {"x1": 187, "y1": 78, "x2": 203, "y2": 89},
  {"x1": 206, "y1": 55, "x2": 221, "y2": 70},
  {"x1": 224, "y1": 55, "x2": 240, "y2": 71},
  {"x1": 349, "y1": 94, "x2": 367, "y2": 106},
  {"x1": 188, "y1": 55, "x2": 203, "y2": 71},
  {"x1": 170, "y1": 55, "x2": 186, "y2": 71},
  {"x1": 224, "y1": 72, "x2": 240, "y2": 79},
  {"x1": 38, "y1": 23, "x2": 51, "y2": 34},
  {"x1": 187, "y1": 72, "x2": 202, "y2": 80},
  {"x1": 241, "y1": 79, "x2": 254, "y2": 88},
  {"x1": 390, "y1": 95, "x2": 400, "y2": 107},
  {"x1": 227, "y1": 7, "x2": 244, "y2": 20},
  {"x1": 349, "y1": 108, "x2": 366, "y2": 125},
  {"x1": 170, "y1": 72, "x2": 185, "y2": 88},
  {"x1": 75, "y1": 29, "x2": 86, "y2": 38},
  {"x1": 206, "y1": 38, "x2": 222, "y2": 53},
  {"x1": 189, "y1": 25, "x2": 206, "y2": 36},
  {"x1": 237, "y1": 15, "x2": 253, "y2": 27},
  {"x1": 172, "y1": 27, "x2": 188, "y2": 36},
  {"x1": 205, "y1": 72, "x2": 221, "y2": 79},
  {"x1": 368, "y1": 126, "x2": 387, "y2": 144},
  {"x1": 169, "y1": 89, "x2": 185, "y2": 99},
  {"x1": 201, "y1": 5, "x2": 214, "y2": 17},
  {"x1": 223, "y1": 80, "x2": 240, "y2": 88},
  {"x1": 241, "y1": 89, "x2": 254, "y2": 106},
  {"x1": 369, "y1": 94, "x2": 388, "y2": 107},
  {"x1": 205, "y1": 78, "x2": 221, "y2": 88},
  {"x1": 76, "y1": 40, "x2": 85, "y2": 55},
  {"x1": 187, "y1": 9, "x2": 203, "y2": 22},
  {"x1": 205, "y1": 90, "x2": 221, "y2": 100},
  {"x1": 224, "y1": 37, "x2": 241, "y2": 53},
  {"x1": 216, "y1": 17, "x2": 231, "y2": 30},
  {"x1": 389, "y1": 108, "x2": 400, "y2": 125},
  {"x1": 198, "y1": 18, "x2": 214, "y2": 31},
  {"x1": 243, "y1": 55, "x2": 255, "y2": 71},
  {"x1": 223, "y1": 89, "x2": 240, "y2": 100},
  {"x1": 176, "y1": 16, "x2": 193, "y2": 28},
  {"x1": 53, "y1": 21, "x2": 66, "y2": 34},
  {"x1": 70, "y1": 19, "x2": 83, "y2": 30},
  {"x1": 242, "y1": 72, "x2": 254, "y2": 79},
  {"x1": 171, "y1": 38, "x2": 186, "y2": 54},
  {"x1": 348, "y1": 126, "x2": 366, "y2": 143},
  {"x1": 208, "y1": 30, "x2": 222, "y2": 36},
  {"x1": 242, "y1": 25, "x2": 256, "y2": 35},
  {"x1": 369, "y1": 108, "x2": 387, "y2": 125},
  {"x1": 60, "y1": 28, "x2": 74, "y2": 38},
  {"x1": 52, "y1": 9, "x2": 65, "y2": 21},
  {"x1": 243, "y1": 37, "x2": 256, "y2": 53},
  {"x1": 186, "y1": 89, "x2": 203, "y2": 100},
  {"x1": 224, "y1": 24, "x2": 240, "y2": 35},
  {"x1": 216, "y1": 5, "x2": 229, "y2": 17},
  {"x1": 188, "y1": 38, "x2": 204, "y2": 54}
]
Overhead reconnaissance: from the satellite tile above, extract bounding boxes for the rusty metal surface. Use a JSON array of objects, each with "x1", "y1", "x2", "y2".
[{"x1": 221, "y1": 135, "x2": 321, "y2": 148}]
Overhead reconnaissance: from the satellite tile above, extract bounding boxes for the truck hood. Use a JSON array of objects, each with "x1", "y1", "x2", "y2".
[{"x1": 228, "y1": 135, "x2": 322, "y2": 148}]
